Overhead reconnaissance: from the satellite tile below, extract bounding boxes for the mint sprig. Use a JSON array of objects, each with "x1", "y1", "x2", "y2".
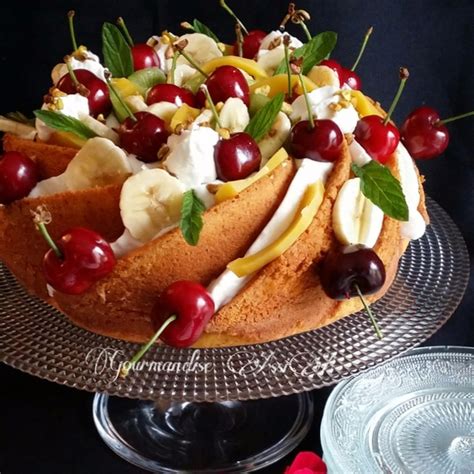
[
  {"x1": 352, "y1": 161, "x2": 409, "y2": 221},
  {"x1": 34, "y1": 110, "x2": 97, "y2": 140},
  {"x1": 244, "y1": 93, "x2": 284, "y2": 142},
  {"x1": 180, "y1": 189, "x2": 206, "y2": 246},
  {"x1": 102, "y1": 22, "x2": 133, "y2": 78},
  {"x1": 274, "y1": 31, "x2": 338, "y2": 76}
]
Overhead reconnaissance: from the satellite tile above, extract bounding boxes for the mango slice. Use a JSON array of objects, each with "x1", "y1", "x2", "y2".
[
  {"x1": 200, "y1": 56, "x2": 268, "y2": 79},
  {"x1": 250, "y1": 74, "x2": 317, "y2": 98},
  {"x1": 48, "y1": 131, "x2": 86, "y2": 149},
  {"x1": 110, "y1": 78, "x2": 142, "y2": 97},
  {"x1": 227, "y1": 179, "x2": 325, "y2": 277},
  {"x1": 169, "y1": 104, "x2": 201, "y2": 131},
  {"x1": 351, "y1": 91, "x2": 384, "y2": 118},
  {"x1": 215, "y1": 148, "x2": 289, "y2": 203}
]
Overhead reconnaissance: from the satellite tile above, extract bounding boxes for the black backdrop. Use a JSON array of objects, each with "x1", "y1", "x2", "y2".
[{"x1": 0, "y1": 1, "x2": 473, "y2": 473}]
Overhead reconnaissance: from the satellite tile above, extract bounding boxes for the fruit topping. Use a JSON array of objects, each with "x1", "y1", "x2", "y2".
[
  {"x1": 0, "y1": 151, "x2": 38, "y2": 204},
  {"x1": 146, "y1": 83, "x2": 196, "y2": 107}
]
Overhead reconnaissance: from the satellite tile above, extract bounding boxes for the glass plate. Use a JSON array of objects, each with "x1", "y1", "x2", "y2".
[
  {"x1": 0, "y1": 198, "x2": 469, "y2": 402},
  {"x1": 321, "y1": 346, "x2": 474, "y2": 474}
]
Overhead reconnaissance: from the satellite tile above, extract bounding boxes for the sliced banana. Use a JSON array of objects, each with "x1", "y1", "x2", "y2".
[
  {"x1": 174, "y1": 33, "x2": 222, "y2": 67},
  {"x1": 147, "y1": 102, "x2": 179, "y2": 124},
  {"x1": 172, "y1": 64, "x2": 198, "y2": 87},
  {"x1": 332, "y1": 177, "x2": 384, "y2": 248},
  {"x1": 120, "y1": 168, "x2": 185, "y2": 242},
  {"x1": 64, "y1": 137, "x2": 132, "y2": 190},
  {"x1": 79, "y1": 115, "x2": 119, "y2": 144},
  {"x1": 257, "y1": 112, "x2": 291, "y2": 166},
  {"x1": 219, "y1": 98, "x2": 250, "y2": 133},
  {"x1": 256, "y1": 48, "x2": 285, "y2": 76},
  {"x1": 307, "y1": 65, "x2": 340, "y2": 88},
  {"x1": 0, "y1": 116, "x2": 36, "y2": 140},
  {"x1": 124, "y1": 95, "x2": 148, "y2": 113}
]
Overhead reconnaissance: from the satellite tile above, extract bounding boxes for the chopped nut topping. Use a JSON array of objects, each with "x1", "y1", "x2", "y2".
[
  {"x1": 206, "y1": 183, "x2": 220, "y2": 194},
  {"x1": 157, "y1": 145, "x2": 170, "y2": 161},
  {"x1": 218, "y1": 128, "x2": 231, "y2": 140},
  {"x1": 281, "y1": 102, "x2": 293, "y2": 115},
  {"x1": 165, "y1": 44, "x2": 175, "y2": 60},
  {"x1": 345, "y1": 133, "x2": 354, "y2": 144},
  {"x1": 254, "y1": 85, "x2": 271, "y2": 96},
  {"x1": 329, "y1": 102, "x2": 343, "y2": 112},
  {"x1": 268, "y1": 37, "x2": 282, "y2": 50},
  {"x1": 72, "y1": 45, "x2": 89, "y2": 61}
]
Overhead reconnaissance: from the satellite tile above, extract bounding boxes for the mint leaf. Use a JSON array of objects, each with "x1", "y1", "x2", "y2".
[
  {"x1": 128, "y1": 67, "x2": 166, "y2": 95},
  {"x1": 352, "y1": 161, "x2": 409, "y2": 221},
  {"x1": 102, "y1": 22, "x2": 133, "y2": 78},
  {"x1": 34, "y1": 110, "x2": 97, "y2": 140},
  {"x1": 192, "y1": 19, "x2": 220, "y2": 42},
  {"x1": 274, "y1": 31, "x2": 338, "y2": 76},
  {"x1": 180, "y1": 190, "x2": 206, "y2": 246},
  {"x1": 244, "y1": 93, "x2": 284, "y2": 142}
]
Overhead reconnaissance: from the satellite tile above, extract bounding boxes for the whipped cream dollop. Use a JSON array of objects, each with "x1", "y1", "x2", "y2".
[
  {"x1": 51, "y1": 49, "x2": 106, "y2": 84},
  {"x1": 163, "y1": 125, "x2": 220, "y2": 187},
  {"x1": 396, "y1": 143, "x2": 426, "y2": 240},
  {"x1": 208, "y1": 158, "x2": 333, "y2": 310},
  {"x1": 290, "y1": 86, "x2": 359, "y2": 134},
  {"x1": 36, "y1": 93, "x2": 90, "y2": 141},
  {"x1": 257, "y1": 30, "x2": 303, "y2": 75}
]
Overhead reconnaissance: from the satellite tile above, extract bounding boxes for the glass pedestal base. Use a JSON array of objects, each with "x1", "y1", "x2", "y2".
[{"x1": 93, "y1": 392, "x2": 313, "y2": 473}]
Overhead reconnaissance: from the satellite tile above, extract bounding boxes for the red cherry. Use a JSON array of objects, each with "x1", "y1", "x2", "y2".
[
  {"x1": 131, "y1": 43, "x2": 160, "y2": 71},
  {"x1": 0, "y1": 151, "x2": 38, "y2": 204},
  {"x1": 290, "y1": 119, "x2": 344, "y2": 162},
  {"x1": 43, "y1": 227, "x2": 116, "y2": 295},
  {"x1": 400, "y1": 106, "x2": 449, "y2": 159},
  {"x1": 118, "y1": 111, "x2": 169, "y2": 163},
  {"x1": 340, "y1": 68, "x2": 362, "y2": 90},
  {"x1": 320, "y1": 245, "x2": 386, "y2": 300},
  {"x1": 146, "y1": 83, "x2": 196, "y2": 107},
  {"x1": 152, "y1": 280, "x2": 215, "y2": 347},
  {"x1": 57, "y1": 69, "x2": 111, "y2": 117},
  {"x1": 234, "y1": 29, "x2": 267, "y2": 59},
  {"x1": 214, "y1": 132, "x2": 261, "y2": 181},
  {"x1": 354, "y1": 115, "x2": 400, "y2": 164},
  {"x1": 196, "y1": 66, "x2": 250, "y2": 107}
]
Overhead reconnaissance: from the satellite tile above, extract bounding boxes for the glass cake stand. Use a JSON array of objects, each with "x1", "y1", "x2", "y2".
[{"x1": 0, "y1": 198, "x2": 469, "y2": 473}]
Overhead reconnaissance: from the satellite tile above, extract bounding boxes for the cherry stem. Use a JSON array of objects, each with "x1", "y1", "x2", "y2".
[
  {"x1": 438, "y1": 110, "x2": 474, "y2": 126},
  {"x1": 168, "y1": 51, "x2": 179, "y2": 85},
  {"x1": 351, "y1": 26, "x2": 373, "y2": 71},
  {"x1": 200, "y1": 85, "x2": 222, "y2": 129},
  {"x1": 219, "y1": 0, "x2": 249, "y2": 35},
  {"x1": 298, "y1": 72, "x2": 314, "y2": 128},
  {"x1": 106, "y1": 76, "x2": 137, "y2": 122},
  {"x1": 67, "y1": 10, "x2": 78, "y2": 52},
  {"x1": 176, "y1": 49, "x2": 208, "y2": 78},
  {"x1": 36, "y1": 222, "x2": 63, "y2": 259},
  {"x1": 120, "y1": 314, "x2": 178, "y2": 378},
  {"x1": 299, "y1": 22, "x2": 312, "y2": 42},
  {"x1": 235, "y1": 23, "x2": 244, "y2": 57},
  {"x1": 283, "y1": 40, "x2": 292, "y2": 100},
  {"x1": 354, "y1": 284, "x2": 383, "y2": 339},
  {"x1": 383, "y1": 67, "x2": 409, "y2": 126},
  {"x1": 280, "y1": 4, "x2": 312, "y2": 41},
  {"x1": 65, "y1": 58, "x2": 80, "y2": 88},
  {"x1": 116, "y1": 17, "x2": 134, "y2": 47}
]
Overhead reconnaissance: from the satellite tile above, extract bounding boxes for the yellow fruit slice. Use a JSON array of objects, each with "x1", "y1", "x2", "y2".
[
  {"x1": 250, "y1": 74, "x2": 317, "y2": 98},
  {"x1": 228, "y1": 180, "x2": 325, "y2": 277},
  {"x1": 215, "y1": 148, "x2": 289, "y2": 203},
  {"x1": 48, "y1": 131, "x2": 86, "y2": 149},
  {"x1": 351, "y1": 91, "x2": 384, "y2": 118},
  {"x1": 201, "y1": 56, "x2": 268, "y2": 79},
  {"x1": 169, "y1": 104, "x2": 201, "y2": 131},
  {"x1": 110, "y1": 78, "x2": 142, "y2": 98}
]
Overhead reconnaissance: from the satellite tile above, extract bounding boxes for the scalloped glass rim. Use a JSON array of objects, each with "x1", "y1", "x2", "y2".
[
  {"x1": 321, "y1": 345, "x2": 474, "y2": 473},
  {"x1": 0, "y1": 198, "x2": 469, "y2": 402}
]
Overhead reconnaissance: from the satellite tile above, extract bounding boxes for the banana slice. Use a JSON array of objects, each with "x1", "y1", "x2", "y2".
[
  {"x1": 257, "y1": 112, "x2": 291, "y2": 165},
  {"x1": 79, "y1": 115, "x2": 119, "y2": 144},
  {"x1": 307, "y1": 65, "x2": 340, "y2": 88},
  {"x1": 332, "y1": 177, "x2": 384, "y2": 248},
  {"x1": 0, "y1": 116, "x2": 36, "y2": 140},
  {"x1": 124, "y1": 95, "x2": 148, "y2": 113},
  {"x1": 175, "y1": 33, "x2": 222, "y2": 67},
  {"x1": 64, "y1": 137, "x2": 132, "y2": 190},
  {"x1": 219, "y1": 98, "x2": 250, "y2": 133},
  {"x1": 147, "y1": 102, "x2": 179, "y2": 124},
  {"x1": 120, "y1": 168, "x2": 185, "y2": 242}
]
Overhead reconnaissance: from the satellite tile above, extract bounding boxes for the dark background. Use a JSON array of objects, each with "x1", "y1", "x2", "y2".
[{"x1": 0, "y1": 1, "x2": 473, "y2": 473}]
